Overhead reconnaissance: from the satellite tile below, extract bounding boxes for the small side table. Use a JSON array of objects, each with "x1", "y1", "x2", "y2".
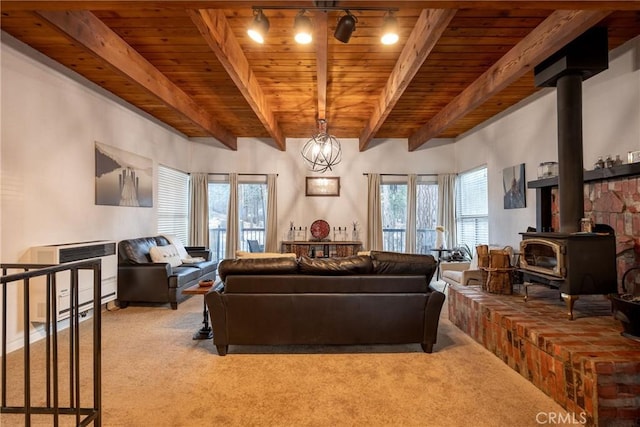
[
  {"x1": 431, "y1": 248, "x2": 453, "y2": 280},
  {"x1": 183, "y1": 281, "x2": 215, "y2": 340}
]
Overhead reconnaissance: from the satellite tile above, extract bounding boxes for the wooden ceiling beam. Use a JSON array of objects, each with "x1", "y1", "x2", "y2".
[
  {"x1": 315, "y1": 11, "x2": 328, "y2": 122},
  {"x1": 36, "y1": 9, "x2": 237, "y2": 149},
  {"x1": 359, "y1": 8, "x2": 457, "y2": 151},
  {"x1": 189, "y1": 9, "x2": 285, "y2": 151},
  {"x1": 408, "y1": 9, "x2": 612, "y2": 151}
]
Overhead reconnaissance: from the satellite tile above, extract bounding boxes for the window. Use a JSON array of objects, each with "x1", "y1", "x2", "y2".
[
  {"x1": 207, "y1": 175, "x2": 268, "y2": 260},
  {"x1": 157, "y1": 165, "x2": 189, "y2": 244},
  {"x1": 238, "y1": 180, "x2": 267, "y2": 251},
  {"x1": 456, "y1": 166, "x2": 488, "y2": 248},
  {"x1": 208, "y1": 178, "x2": 229, "y2": 261},
  {"x1": 380, "y1": 176, "x2": 439, "y2": 254},
  {"x1": 381, "y1": 179, "x2": 407, "y2": 252},
  {"x1": 416, "y1": 180, "x2": 438, "y2": 254}
]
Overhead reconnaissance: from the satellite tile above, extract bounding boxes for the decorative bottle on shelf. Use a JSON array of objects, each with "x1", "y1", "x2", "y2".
[
  {"x1": 594, "y1": 157, "x2": 605, "y2": 169},
  {"x1": 288, "y1": 222, "x2": 294, "y2": 241},
  {"x1": 605, "y1": 155, "x2": 614, "y2": 168},
  {"x1": 604, "y1": 156, "x2": 613, "y2": 168},
  {"x1": 352, "y1": 222, "x2": 359, "y2": 242}
]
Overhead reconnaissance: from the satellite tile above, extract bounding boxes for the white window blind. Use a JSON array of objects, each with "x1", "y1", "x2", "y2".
[
  {"x1": 157, "y1": 165, "x2": 189, "y2": 244},
  {"x1": 456, "y1": 166, "x2": 488, "y2": 247}
]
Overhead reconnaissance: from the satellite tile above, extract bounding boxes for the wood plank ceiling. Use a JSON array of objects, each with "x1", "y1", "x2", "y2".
[{"x1": 1, "y1": 1, "x2": 639, "y2": 152}]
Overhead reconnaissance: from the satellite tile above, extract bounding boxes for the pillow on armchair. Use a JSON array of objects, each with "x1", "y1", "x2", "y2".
[
  {"x1": 149, "y1": 244, "x2": 182, "y2": 267},
  {"x1": 163, "y1": 235, "x2": 206, "y2": 263},
  {"x1": 163, "y1": 234, "x2": 190, "y2": 259}
]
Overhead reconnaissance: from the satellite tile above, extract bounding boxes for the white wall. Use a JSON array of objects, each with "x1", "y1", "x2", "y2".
[
  {"x1": 455, "y1": 36, "x2": 640, "y2": 248},
  {"x1": 1, "y1": 36, "x2": 195, "y2": 351},
  {"x1": 1, "y1": 38, "x2": 195, "y2": 262}
]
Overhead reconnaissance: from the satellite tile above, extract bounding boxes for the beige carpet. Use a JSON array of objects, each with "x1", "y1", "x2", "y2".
[{"x1": 2, "y1": 282, "x2": 573, "y2": 426}]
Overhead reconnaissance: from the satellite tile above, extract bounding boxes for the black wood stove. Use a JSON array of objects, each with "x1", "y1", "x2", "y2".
[
  {"x1": 519, "y1": 232, "x2": 617, "y2": 319},
  {"x1": 519, "y1": 28, "x2": 617, "y2": 320}
]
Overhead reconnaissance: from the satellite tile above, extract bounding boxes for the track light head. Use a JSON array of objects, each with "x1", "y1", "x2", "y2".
[
  {"x1": 380, "y1": 11, "x2": 399, "y2": 45},
  {"x1": 248, "y1": 9, "x2": 269, "y2": 44},
  {"x1": 294, "y1": 11, "x2": 313, "y2": 44},
  {"x1": 334, "y1": 11, "x2": 357, "y2": 44}
]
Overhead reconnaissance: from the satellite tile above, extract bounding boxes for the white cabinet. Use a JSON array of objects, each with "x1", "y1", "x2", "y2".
[{"x1": 28, "y1": 241, "x2": 117, "y2": 323}]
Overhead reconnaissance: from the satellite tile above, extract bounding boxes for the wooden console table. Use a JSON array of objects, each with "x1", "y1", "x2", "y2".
[{"x1": 281, "y1": 241, "x2": 363, "y2": 258}]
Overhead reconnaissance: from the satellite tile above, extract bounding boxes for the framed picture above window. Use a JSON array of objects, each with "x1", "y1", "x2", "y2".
[{"x1": 305, "y1": 177, "x2": 340, "y2": 197}]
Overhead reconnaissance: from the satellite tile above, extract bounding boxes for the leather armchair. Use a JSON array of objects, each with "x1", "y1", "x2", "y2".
[{"x1": 441, "y1": 261, "x2": 483, "y2": 287}]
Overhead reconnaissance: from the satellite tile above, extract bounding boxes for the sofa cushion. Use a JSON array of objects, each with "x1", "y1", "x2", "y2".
[
  {"x1": 236, "y1": 251, "x2": 297, "y2": 259},
  {"x1": 442, "y1": 269, "x2": 463, "y2": 284},
  {"x1": 149, "y1": 244, "x2": 182, "y2": 267},
  {"x1": 184, "y1": 259, "x2": 218, "y2": 275},
  {"x1": 370, "y1": 251, "x2": 437, "y2": 280},
  {"x1": 298, "y1": 255, "x2": 373, "y2": 275},
  {"x1": 218, "y1": 257, "x2": 299, "y2": 282},
  {"x1": 171, "y1": 265, "x2": 202, "y2": 286},
  {"x1": 118, "y1": 237, "x2": 161, "y2": 264},
  {"x1": 224, "y1": 274, "x2": 428, "y2": 293}
]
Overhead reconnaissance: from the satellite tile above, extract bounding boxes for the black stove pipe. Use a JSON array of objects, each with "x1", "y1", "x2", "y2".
[
  {"x1": 557, "y1": 73, "x2": 584, "y2": 233},
  {"x1": 533, "y1": 27, "x2": 608, "y2": 233}
]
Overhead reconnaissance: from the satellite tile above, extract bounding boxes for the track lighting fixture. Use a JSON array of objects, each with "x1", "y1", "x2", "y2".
[
  {"x1": 333, "y1": 11, "x2": 357, "y2": 44},
  {"x1": 380, "y1": 11, "x2": 399, "y2": 45},
  {"x1": 247, "y1": 9, "x2": 269, "y2": 44},
  {"x1": 294, "y1": 10, "x2": 313, "y2": 44},
  {"x1": 248, "y1": 6, "x2": 398, "y2": 45}
]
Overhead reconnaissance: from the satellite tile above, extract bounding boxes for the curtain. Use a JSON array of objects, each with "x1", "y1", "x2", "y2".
[
  {"x1": 367, "y1": 173, "x2": 383, "y2": 251},
  {"x1": 265, "y1": 174, "x2": 278, "y2": 252},
  {"x1": 225, "y1": 173, "x2": 238, "y2": 259},
  {"x1": 406, "y1": 174, "x2": 417, "y2": 253},
  {"x1": 188, "y1": 173, "x2": 209, "y2": 247},
  {"x1": 438, "y1": 173, "x2": 457, "y2": 249}
]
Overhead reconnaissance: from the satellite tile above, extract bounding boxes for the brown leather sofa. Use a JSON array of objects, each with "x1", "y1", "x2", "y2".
[
  {"x1": 117, "y1": 236, "x2": 218, "y2": 309},
  {"x1": 206, "y1": 251, "x2": 444, "y2": 356}
]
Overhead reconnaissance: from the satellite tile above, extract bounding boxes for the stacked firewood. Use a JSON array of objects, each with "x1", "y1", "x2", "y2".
[{"x1": 477, "y1": 245, "x2": 513, "y2": 295}]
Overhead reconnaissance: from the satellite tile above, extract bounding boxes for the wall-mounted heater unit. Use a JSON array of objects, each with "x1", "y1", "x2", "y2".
[{"x1": 28, "y1": 240, "x2": 117, "y2": 323}]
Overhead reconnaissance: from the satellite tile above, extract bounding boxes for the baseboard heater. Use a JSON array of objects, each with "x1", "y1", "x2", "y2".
[{"x1": 29, "y1": 240, "x2": 117, "y2": 323}]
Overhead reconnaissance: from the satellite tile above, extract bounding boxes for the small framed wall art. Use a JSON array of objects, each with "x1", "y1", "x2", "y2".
[
  {"x1": 305, "y1": 177, "x2": 340, "y2": 197},
  {"x1": 95, "y1": 141, "x2": 153, "y2": 207},
  {"x1": 503, "y1": 163, "x2": 526, "y2": 209}
]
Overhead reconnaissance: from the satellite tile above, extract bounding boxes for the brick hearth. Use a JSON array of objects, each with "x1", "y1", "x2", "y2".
[{"x1": 448, "y1": 284, "x2": 640, "y2": 426}]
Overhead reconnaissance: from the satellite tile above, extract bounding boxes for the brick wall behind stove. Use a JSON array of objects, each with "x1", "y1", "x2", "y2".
[{"x1": 551, "y1": 176, "x2": 640, "y2": 292}]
